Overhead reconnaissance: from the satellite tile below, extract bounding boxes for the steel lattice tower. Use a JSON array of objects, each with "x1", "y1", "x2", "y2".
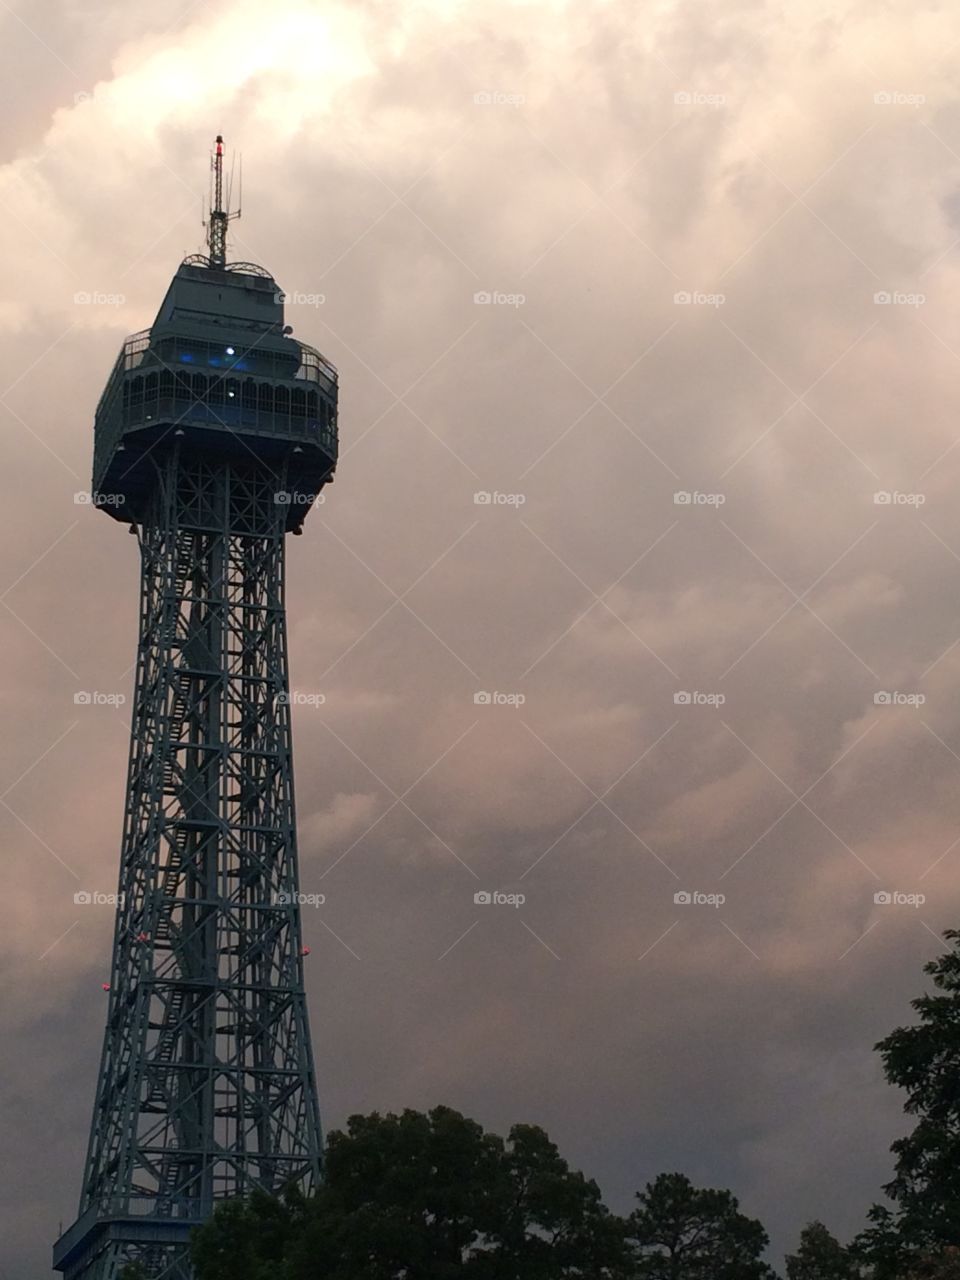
[{"x1": 54, "y1": 137, "x2": 336, "y2": 1280}]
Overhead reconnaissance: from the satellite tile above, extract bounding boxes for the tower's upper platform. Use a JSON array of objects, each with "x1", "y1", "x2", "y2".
[{"x1": 92, "y1": 254, "x2": 338, "y2": 532}]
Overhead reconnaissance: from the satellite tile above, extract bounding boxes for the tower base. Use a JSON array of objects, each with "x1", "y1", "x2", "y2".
[{"x1": 53, "y1": 1204, "x2": 199, "y2": 1279}]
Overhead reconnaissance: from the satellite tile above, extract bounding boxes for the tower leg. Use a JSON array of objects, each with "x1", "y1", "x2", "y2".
[{"x1": 54, "y1": 455, "x2": 323, "y2": 1280}]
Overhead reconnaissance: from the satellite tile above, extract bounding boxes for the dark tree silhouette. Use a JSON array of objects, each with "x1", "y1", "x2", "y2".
[
  {"x1": 625, "y1": 1172, "x2": 776, "y2": 1279},
  {"x1": 191, "y1": 1106, "x2": 630, "y2": 1279},
  {"x1": 785, "y1": 1221, "x2": 856, "y2": 1279},
  {"x1": 855, "y1": 931, "x2": 960, "y2": 1278}
]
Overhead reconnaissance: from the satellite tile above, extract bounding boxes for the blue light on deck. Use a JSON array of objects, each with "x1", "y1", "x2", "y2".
[{"x1": 178, "y1": 353, "x2": 194, "y2": 363}]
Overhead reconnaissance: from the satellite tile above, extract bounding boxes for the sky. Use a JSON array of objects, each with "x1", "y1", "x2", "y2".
[{"x1": 2, "y1": 0, "x2": 960, "y2": 1273}]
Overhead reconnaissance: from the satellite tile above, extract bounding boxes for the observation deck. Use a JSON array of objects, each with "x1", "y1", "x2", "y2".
[{"x1": 92, "y1": 257, "x2": 338, "y2": 533}]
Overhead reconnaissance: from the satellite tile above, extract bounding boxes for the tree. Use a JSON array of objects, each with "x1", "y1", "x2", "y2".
[
  {"x1": 287, "y1": 1105, "x2": 504, "y2": 1279},
  {"x1": 192, "y1": 1106, "x2": 630, "y2": 1280},
  {"x1": 626, "y1": 1172, "x2": 776, "y2": 1279},
  {"x1": 854, "y1": 929, "x2": 960, "y2": 1276},
  {"x1": 785, "y1": 1222, "x2": 855, "y2": 1279},
  {"x1": 190, "y1": 1186, "x2": 304, "y2": 1280},
  {"x1": 907, "y1": 1250, "x2": 960, "y2": 1279},
  {"x1": 479, "y1": 1122, "x2": 629, "y2": 1277},
  {"x1": 851, "y1": 1203, "x2": 907, "y2": 1278}
]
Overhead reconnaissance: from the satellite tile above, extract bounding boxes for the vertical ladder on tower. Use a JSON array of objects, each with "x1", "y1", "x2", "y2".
[
  {"x1": 153, "y1": 823, "x2": 190, "y2": 944},
  {"x1": 145, "y1": 985, "x2": 187, "y2": 1112}
]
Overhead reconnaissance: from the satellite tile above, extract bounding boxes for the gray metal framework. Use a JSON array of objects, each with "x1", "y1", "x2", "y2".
[{"x1": 54, "y1": 139, "x2": 335, "y2": 1280}]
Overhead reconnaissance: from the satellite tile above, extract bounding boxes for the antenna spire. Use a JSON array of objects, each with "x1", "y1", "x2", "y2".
[{"x1": 207, "y1": 134, "x2": 240, "y2": 267}]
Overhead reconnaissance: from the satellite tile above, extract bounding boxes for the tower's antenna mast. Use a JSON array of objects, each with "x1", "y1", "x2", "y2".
[{"x1": 207, "y1": 134, "x2": 240, "y2": 267}]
